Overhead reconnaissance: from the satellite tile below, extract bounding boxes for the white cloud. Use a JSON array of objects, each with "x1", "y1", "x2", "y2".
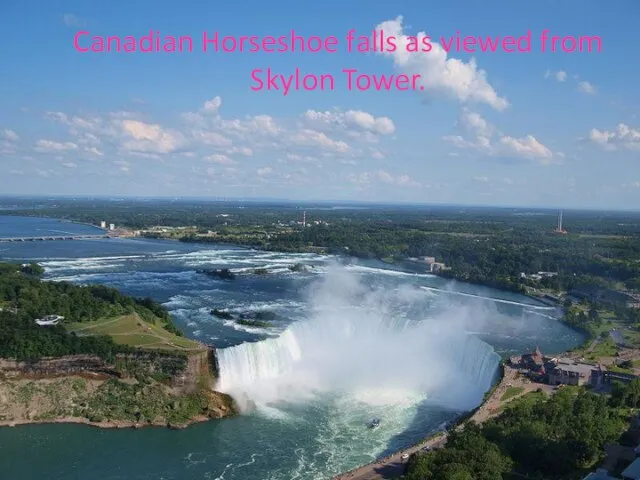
[
  {"x1": 40, "y1": 97, "x2": 402, "y2": 189},
  {"x1": 114, "y1": 160, "x2": 130, "y2": 172},
  {"x1": 62, "y1": 13, "x2": 85, "y2": 27},
  {"x1": 290, "y1": 129, "x2": 350, "y2": 153},
  {"x1": 589, "y1": 123, "x2": 640, "y2": 151},
  {"x1": 376, "y1": 16, "x2": 508, "y2": 111},
  {"x1": 444, "y1": 110, "x2": 555, "y2": 164},
  {"x1": 578, "y1": 81, "x2": 597, "y2": 95},
  {"x1": 117, "y1": 119, "x2": 185, "y2": 154},
  {"x1": 498, "y1": 135, "x2": 553, "y2": 162},
  {"x1": 544, "y1": 70, "x2": 567, "y2": 82},
  {"x1": 348, "y1": 169, "x2": 419, "y2": 187},
  {"x1": 370, "y1": 148, "x2": 385, "y2": 160},
  {"x1": 2, "y1": 129, "x2": 19, "y2": 142},
  {"x1": 226, "y1": 146, "x2": 253, "y2": 156},
  {"x1": 35, "y1": 140, "x2": 78, "y2": 152},
  {"x1": 203, "y1": 96, "x2": 222, "y2": 114},
  {"x1": 85, "y1": 146, "x2": 103, "y2": 156},
  {"x1": 545, "y1": 71, "x2": 597, "y2": 95},
  {"x1": 62, "y1": 162, "x2": 77, "y2": 168},
  {"x1": 473, "y1": 176, "x2": 489, "y2": 182},
  {"x1": 304, "y1": 109, "x2": 395, "y2": 135},
  {"x1": 204, "y1": 154, "x2": 235, "y2": 165},
  {"x1": 457, "y1": 108, "x2": 494, "y2": 138},
  {"x1": 193, "y1": 131, "x2": 232, "y2": 147}
]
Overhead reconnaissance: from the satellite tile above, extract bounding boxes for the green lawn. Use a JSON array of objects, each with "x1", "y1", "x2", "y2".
[
  {"x1": 584, "y1": 336, "x2": 619, "y2": 362},
  {"x1": 501, "y1": 386, "x2": 525, "y2": 402},
  {"x1": 67, "y1": 314, "x2": 204, "y2": 352}
]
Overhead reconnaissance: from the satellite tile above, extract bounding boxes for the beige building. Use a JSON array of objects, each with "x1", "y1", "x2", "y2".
[{"x1": 548, "y1": 359, "x2": 598, "y2": 386}]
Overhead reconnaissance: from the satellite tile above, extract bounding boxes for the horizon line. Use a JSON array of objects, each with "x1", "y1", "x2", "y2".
[{"x1": 1, "y1": 194, "x2": 639, "y2": 214}]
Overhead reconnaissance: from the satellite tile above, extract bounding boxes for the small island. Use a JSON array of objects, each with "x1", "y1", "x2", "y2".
[
  {"x1": 210, "y1": 308, "x2": 276, "y2": 328},
  {"x1": 196, "y1": 268, "x2": 236, "y2": 280},
  {"x1": 0, "y1": 262, "x2": 236, "y2": 429}
]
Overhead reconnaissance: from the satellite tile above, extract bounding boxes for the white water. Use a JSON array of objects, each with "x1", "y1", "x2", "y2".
[{"x1": 216, "y1": 265, "x2": 500, "y2": 412}]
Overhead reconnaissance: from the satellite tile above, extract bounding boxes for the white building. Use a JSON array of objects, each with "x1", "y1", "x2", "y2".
[
  {"x1": 35, "y1": 315, "x2": 64, "y2": 326},
  {"x1": 109, "y1": 223, "x2": 115, "y2": 231},
  {"x1": 100, "y1": 221, "x2": 107, "y2": 229}
]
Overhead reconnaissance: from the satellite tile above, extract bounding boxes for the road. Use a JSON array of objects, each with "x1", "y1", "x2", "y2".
[{"x1": 333, "y1": 435, "x2": 448, "y2": 480}]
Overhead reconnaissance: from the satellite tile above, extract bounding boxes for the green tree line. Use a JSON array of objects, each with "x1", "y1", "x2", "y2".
[{"x1": 405, "y1": 389, "x2": 627, "y2": 480}]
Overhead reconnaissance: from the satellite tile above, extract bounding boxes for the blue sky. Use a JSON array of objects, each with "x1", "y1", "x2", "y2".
[{"x1": 1, "y1": 0, "x2": 639, "y2": 209}]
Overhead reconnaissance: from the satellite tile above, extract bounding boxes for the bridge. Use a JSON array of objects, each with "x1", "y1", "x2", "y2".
[{"x1": 0, "y1": 234, "x2": 108, "y2": 243}]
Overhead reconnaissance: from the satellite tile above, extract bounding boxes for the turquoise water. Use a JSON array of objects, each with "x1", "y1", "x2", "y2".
[{"x1": 0, "y1": 216, "x2": 584, "y2": 480}]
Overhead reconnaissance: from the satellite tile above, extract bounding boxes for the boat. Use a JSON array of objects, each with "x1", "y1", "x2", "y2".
[{"x1": 368, "y1": 418, "x2": 380, "y2": 429}]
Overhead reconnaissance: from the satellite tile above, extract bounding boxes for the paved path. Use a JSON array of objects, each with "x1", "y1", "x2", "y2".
[
  {"x1": 333, "y1": 365, "x2": 538, "y2": 480},
  {"x1": 333, "y1": 435, "x2": 447, "y2": 480}
]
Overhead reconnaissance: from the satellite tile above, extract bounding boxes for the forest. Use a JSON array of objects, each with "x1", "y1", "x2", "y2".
[
  {"x1": 3, "y1": 197, "x2": 639, "y2": 298},
  {"x1": 0, "y1": 262, "x2": 182, "y2": 360},
  {"x1": 404, "y1": 388, "x2": 631, "y2": 480}
]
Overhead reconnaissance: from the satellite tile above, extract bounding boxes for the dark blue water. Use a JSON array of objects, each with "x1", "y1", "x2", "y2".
[
  {"x1": 0, "y1": 215, "x2": 105, "y2": 238},
  {"x1": 0, "y1": 216, "x2": 584, "y2": 480}
]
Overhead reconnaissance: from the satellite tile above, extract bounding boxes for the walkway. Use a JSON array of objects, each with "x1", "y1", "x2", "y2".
[{"x1": 333, "y1": 365, "x2": 544, "y2": 480}]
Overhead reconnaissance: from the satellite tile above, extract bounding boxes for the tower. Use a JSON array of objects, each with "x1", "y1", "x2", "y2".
[{"x1": 302, "y1": 211, "x2": 306, "y2": 228}]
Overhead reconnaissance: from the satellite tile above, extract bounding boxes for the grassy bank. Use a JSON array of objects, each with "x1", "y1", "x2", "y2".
[{"x1": 66, "y1": 313, "x2": 204, "y2": 352}]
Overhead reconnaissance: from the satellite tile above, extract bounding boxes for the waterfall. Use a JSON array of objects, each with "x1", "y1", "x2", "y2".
[
  {"x1": 216, "y1": 329, "x2": 302, "y2": 392},
  {"x1": 215, "y1": 265, "x2": 502, "y2": 410},
  {"x1": 215, "y1": 319, "x2": 500, "y2": 411}
]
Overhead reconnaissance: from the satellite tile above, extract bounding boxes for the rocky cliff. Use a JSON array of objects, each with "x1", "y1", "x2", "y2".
[{"x1": 0, "y1": 347, "x2": 236, "y2": 428}]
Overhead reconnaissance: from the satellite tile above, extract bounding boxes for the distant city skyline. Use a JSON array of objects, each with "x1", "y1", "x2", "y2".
[{"x1": 1, "y1": 1, "x2": 639, "y2": 209}]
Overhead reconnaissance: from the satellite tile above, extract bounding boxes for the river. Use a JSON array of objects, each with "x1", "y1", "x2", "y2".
[{"x1": 0, "y1": 216, "x2": 584, "y2": 480}]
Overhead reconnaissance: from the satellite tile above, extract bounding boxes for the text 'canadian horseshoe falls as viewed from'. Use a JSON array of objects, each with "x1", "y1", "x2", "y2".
[{"x1": 1, "y1": 1, "x2": 638, "y2": 480}]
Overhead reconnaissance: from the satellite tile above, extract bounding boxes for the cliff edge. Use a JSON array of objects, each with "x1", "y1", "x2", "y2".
[{"x1": 0, "y1": 347, "x2": 236, "y2": 429}]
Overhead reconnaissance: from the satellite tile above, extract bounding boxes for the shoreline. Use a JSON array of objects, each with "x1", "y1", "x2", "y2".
[{"x1": 0, "y1": 413, "x2": 216, "y2": 430}]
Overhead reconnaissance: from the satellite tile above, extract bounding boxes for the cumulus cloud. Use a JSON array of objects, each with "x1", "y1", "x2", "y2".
[
  {"x1": 443, "y1": 109, "x2": 555, "y2": 164},
  {"x1": 588, "y1": 123, "x2": 640, "y2": 151},
  {"x1": 544, "y1": 70, "x2": 567, "y2": 82},
  {"x1": 35, "y1": 140, "x2": 79, "y2": 152},
  {"x1": 257, "y1": 166, "x2": 273, "y2": 176},
  {"x1": 348, "y1": 169, "x2": 420, "y2": 188},
  {"x1": 304, "y1": 109, "x2": 396, "y2": 135},
  {"x1": 545, "y1": 71, "x2": 597, "y2": 95},
  {"x1": 85, "y1": 146, "x2": 104, "y2": 156},
  {"x1": 226, "y1": 146, "x2": 253, "y2": 156},
  {"x1": 290, "y1": 129, "x2": 350, "y2": 153},
  {"x1": 62, "y1": 13, "x2": 86, "y2": 27},
  {"x1": 498, "y1": 135, "x2": 553, "y2": 162},
  {"x1": 375, "y1": 16, "x2": 508, "y2": 111},
  {"x1": 202, "y1": 96, "x2": 222, "y2": 114},
  {"x1": 47, "y1": 100, "x2": 381, "y2": 163},
  {"x1": 117, "y1": 119, "x2": 184, "y2": 154},
  {"x1": 2, "y1": 129, "x2": 19, "y2": 142},
  {"x1": 577, "y1": 81, "x2": 597, "y2": 95},
  {"x1": 37, "y1": 96, "x2": 409, "y2": 191},
  {"x1": 204, "y1": 154, "x2": 235, "y2": 165}
]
